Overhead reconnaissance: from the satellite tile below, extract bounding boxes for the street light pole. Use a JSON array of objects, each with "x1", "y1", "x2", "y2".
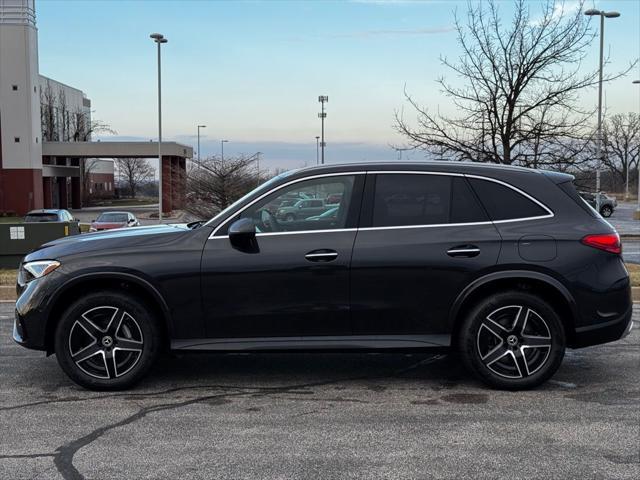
[
  {"x1": 150, "y1": 33, "x2": 167, "y2": 223},
  {"x1": 221, "y1": 139, "x2": 228, "y2": 161},
  {"x1": 584, "y1": 9, "x2": 620, "y2": 213},
  {"x1": 315, "y1": 136, "x2": 320, "y2": 165},
  {"x1": 318, "y1": 96, "x2": 328, "y2": 164},
  {"x1": 633, "y1": 80, "x2": 640, "y2": 217},
  {"x1": 197, "y1": 125, "x2": 206, "y2": 168}
]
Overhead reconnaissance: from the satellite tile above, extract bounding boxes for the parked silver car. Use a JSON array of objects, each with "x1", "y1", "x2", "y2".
[{"x1": 579, "y1": 191, "x2": 617, "y2": 217}]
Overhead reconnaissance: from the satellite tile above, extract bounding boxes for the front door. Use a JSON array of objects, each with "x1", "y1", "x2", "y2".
[
  {"x1": 201, "y1": 174, "x2": 364, "y2": 339},
  {"x1": 350, "y1": 172, "x2": 501, "y2": 338}
]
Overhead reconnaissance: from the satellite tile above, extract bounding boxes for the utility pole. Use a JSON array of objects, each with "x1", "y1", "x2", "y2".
[
  {"x1": 197, "y1": 125, "x2": 206, "y2": 168},
  {"x1": 318, "y1": 96, "x2": 328, "y2": 164},
  {"x1": 150, "y1": 33, "x2": 168, "y2": 223},
  {"x1": 221, "y1": 139, "x2": 228, "y2": 161},
  {"x1": 584, "y1": 8, "x2": 620, "y2": 212}
]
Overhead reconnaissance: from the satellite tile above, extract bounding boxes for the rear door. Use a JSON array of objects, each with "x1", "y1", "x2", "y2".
[{"x1": 350, "y1": 172, "x2": 502, "y2": 338}]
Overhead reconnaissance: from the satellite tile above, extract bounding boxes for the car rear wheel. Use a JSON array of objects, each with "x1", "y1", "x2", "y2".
[
  {"x1": 600, "y1": 205, "x2": 613, "y2": 217},
  {"x1": 54, "y1": 291, "x2": 161, "y2": 390},
  {"x1": 285, "y1": 213, "x2": 296, "y2": 222},
  {"x1": 458, "y1": 291, "x2": 565, "y2": 390}
]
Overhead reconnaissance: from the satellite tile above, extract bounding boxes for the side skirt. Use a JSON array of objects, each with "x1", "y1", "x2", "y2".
[{"x1": 171, "y1": 334, "x2": 451, "y2": 352}]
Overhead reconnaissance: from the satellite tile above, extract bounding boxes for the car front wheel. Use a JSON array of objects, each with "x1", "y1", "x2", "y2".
[
  {"x1": 458, "y1": 291, "x2": 565, "y2": 390},
  {"x1": 54, "y1": 290, "x2": 161, "y2": 390}
]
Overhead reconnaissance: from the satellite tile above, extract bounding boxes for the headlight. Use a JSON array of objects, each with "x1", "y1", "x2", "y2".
[{"x1": 21, "y1": 260, "x2": 61, "y2": 283}]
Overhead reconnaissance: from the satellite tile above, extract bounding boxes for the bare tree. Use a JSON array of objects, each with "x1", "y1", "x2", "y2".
[
  {"x1": 69, "y1": 107, "x2": 114, "y2": 142},
  {"x1": 184, "y1": 155, "x2": 264, "y2": 219},
  {"x1": 395, "y1": 0, "x2": 636, "y2": 165},
  {"x1": 601, "y1": 112, "x2": 640, "y2": 194},
  {"x1": 79, "y1": 158, "x2": 100, "y2": 205},
  {"x1": 116, "y1": 158, "x2": 154, "y2": 198},
  {"x1": 40, "y1": 80, "x2": 58, "y2": 141}
]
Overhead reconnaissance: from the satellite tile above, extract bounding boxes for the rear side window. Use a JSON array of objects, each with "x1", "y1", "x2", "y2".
[
  {"x1": 372, "y1": 174, "x2": 487, "y2": 227},
  {"x1": 468, "y1": 178, "x2": 548, "y2": 221}
]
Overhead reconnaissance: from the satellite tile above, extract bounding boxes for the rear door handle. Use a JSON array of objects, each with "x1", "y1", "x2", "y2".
[
  {"x1": 447, "y1": 245, "x2": 480, "y2": 258},
  {"x1": 305, "y1": 249, "x2": 338, "y2": 262}
]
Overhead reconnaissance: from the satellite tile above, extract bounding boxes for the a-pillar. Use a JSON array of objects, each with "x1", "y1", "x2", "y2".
[
  {"x1": 161, "y1": 156, "x2": 172, "y2": 215},
  {"x1": 57, "y1": 177, "x2": 68, "y2": 209},
  {"x1": 43, "y1": 177, "x2": 53, "y2": 208}
]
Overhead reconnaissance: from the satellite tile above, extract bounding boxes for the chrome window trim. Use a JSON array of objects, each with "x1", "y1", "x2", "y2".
[{"x1": 207, "y1": 169, "x2": 554, "y2": 240}]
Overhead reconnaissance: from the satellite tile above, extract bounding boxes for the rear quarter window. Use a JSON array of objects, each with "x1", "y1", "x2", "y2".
[{"x1": 468, "y1": 178, "x2": 549, "y2": 221}]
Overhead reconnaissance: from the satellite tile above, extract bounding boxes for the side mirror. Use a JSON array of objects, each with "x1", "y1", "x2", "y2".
[
  {"x1": 228, "y1": 218, "x2": 259, "y2": 253},
  {"x1": 298, "y1": 204, "x2": 303, "y2": 209}
]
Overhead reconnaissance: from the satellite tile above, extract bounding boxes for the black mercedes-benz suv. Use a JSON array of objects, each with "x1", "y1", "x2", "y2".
[{"x1": 13, "y1": 162, "x2": 633, "y2": 390}]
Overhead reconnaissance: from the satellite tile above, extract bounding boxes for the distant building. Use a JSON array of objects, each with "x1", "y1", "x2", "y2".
[
  {"x1": 0, "y1": 0, "x2": 191, "y2": 215},
  {"x1": 86, "y1": 159, "x2": 115, "y2": 198}
]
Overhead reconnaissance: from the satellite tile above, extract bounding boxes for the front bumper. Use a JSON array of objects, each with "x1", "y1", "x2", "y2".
[{"x1": 12, "y1": 271, "x2": 66, "y2": 352}]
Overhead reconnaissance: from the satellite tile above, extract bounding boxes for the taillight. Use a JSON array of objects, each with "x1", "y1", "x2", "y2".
[{"x1": 581, "y1": 233, "x2": 621, "y2": 254}]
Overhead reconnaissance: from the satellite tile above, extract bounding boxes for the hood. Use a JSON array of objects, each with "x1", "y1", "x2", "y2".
[{"x1": 24, "y1": 224, "x2": 192, "y2": 262}]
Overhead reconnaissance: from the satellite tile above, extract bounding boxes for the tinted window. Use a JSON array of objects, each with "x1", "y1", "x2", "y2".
[
  {"x1": 24, "y1": 213, "x2": 58, "y2": 222},
  {"x1": 97, "y1": 213, "x2": 128, "y2": 223},
  {"x1": 372, "y1": 174, "x2": 486, "y2": 227},
  {"x1": 451, "y1": 177, "x2": 488, "y2": 223},
  {"x1": 239, "y1": 175, "x2": 355, "y2": 233},
  {"x1": 468, "y1": 178, "x2": 548, "y2": 221}
]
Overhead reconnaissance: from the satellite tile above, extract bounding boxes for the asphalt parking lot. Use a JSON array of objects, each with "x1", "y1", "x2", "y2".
[{"x1": 0, "y1": 303, "x2": 638, "y2": 480}]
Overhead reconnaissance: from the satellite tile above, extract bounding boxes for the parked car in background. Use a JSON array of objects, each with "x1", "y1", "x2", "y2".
[
  {"x1": 579, "y1": 191, "x2": 617, "y2": 217},
  {"x1": 277, "y1": 198, "x2": 327, "y2": 221},
  {"x1": 306, "y1": 206, "x2": 339, "y2": 221},
  {"x1": 13, "y1": 163, "x2": 632, "y2": 391},
  {"x1": 24, "y1": 209, "x2": 76, "y2": 223},
  {"x1": 89, "y1": 211, "x2": 140, "y2": 232}
]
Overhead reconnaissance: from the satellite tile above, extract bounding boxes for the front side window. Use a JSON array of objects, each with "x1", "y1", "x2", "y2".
[
  {"x1": 371, "y1": 174, "x2": 487, "y2": 227},
  {"x1": 236, "y1": 175, "x2": 355, "y2": 233}
]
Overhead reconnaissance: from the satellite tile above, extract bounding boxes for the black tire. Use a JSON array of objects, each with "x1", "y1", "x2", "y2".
[
  {"x1": 458, "y1": 291, "x2": 565, "y2": 390},
  {"x1": 54, "y1": 290, "x2": 161, "y2": 390},
  {"x1": 600, "y1": 205, "x2": 613, "y2": 217},
  {"x1": 285, "y1": 213, "x2": 296, "y2": 222}
]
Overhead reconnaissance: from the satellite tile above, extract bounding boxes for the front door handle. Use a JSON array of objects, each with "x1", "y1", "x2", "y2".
[
  {"x1": 305, "y1": 249, "x2": 338, "y2": 262},
  {"x1": 447, "y1": 245, "x2": 480, "y2": 258}
]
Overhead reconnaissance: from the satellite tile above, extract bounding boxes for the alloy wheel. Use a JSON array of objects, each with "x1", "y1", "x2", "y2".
[
  {"x1": 68, "y1": 306, "x2": 144, "y2": 380},
  {"x1": 476, "y1": 305, "x2": 552, "y2": 379}
]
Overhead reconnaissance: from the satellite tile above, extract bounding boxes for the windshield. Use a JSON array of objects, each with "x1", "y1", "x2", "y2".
[
  {"x1": 24, "y1": 213, "x2": 58, "y2": 222},
  {"x1": 97, "y1": 213, "x2": 128, "y2": 223},
  {"x1": 204, "y1": 171, "x2": 294, "y2": 227}
]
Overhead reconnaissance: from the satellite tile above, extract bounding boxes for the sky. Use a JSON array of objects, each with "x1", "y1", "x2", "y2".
[{"x1": 35, "y1": 0, "x2": 640, "y2": 171}]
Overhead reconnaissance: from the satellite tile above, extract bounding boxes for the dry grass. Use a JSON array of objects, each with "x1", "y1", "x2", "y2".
[
  {"x1": 0, "y1": 269, "x2": 17, "y2": 286},
  {"x1": 626, "y1": 263, "x2": 640, "y2": 287}
]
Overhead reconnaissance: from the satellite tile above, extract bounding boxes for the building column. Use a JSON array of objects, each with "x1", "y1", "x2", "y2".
[
  {"x1": 161, "y1": 156, "x2": 172, "y2": 214},
  {"x1": 58, "y1": 177, "x2": 68, "y2": 209},
  {"x1": 170, "y1": 157, "x2": 182, "y2": 210},
  {"x1": 43, "y1": 177, "x2": 52, "y2": 208},
  {"x1": 71, "y1": 177, "x2": 81, "y2": 209}
]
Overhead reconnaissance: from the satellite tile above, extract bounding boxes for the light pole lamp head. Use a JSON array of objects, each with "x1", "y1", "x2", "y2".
[
  {"x1": 633, "y1": 80, "x2": 640, "y2": 84},
  {"x1": 584, "y1": 9, "x2": 600, "y2": 16},
  {"x1": 318, "y1": 95, "x2": 328, "y2": 103},
  {"x1": 604, "y1": 11, "x2": 620, "y2": 18},
  {"x1": 198, "y1": 125, "x2": 206, "y2": 128},
  {"x1": 150, "y1": 33, "x2": 167, "y2": 43}
]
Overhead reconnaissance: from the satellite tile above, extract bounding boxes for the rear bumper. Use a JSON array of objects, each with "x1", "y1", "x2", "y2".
[{"x1": 571, "y1": 302, "x2": 633, "y2": 348}]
